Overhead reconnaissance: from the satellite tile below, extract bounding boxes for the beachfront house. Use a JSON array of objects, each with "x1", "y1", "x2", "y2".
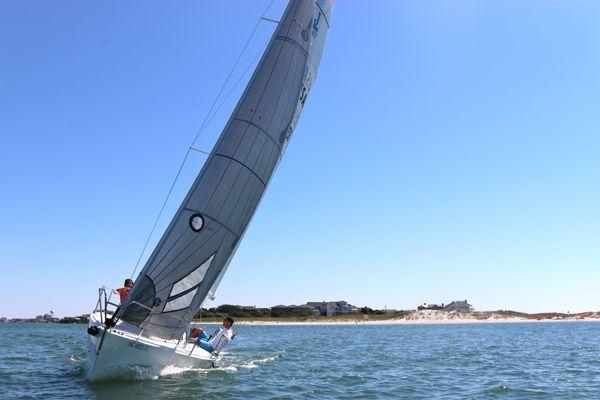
[
  {"x1": 444, "y1": 300, "x2": 474, "y2": 312},
  {"x1": 418, "y1": 300, "x2": 474, "y2": 312},
  {"x1": 305, "y1": 301, "x2": 357, "y2": 316}
]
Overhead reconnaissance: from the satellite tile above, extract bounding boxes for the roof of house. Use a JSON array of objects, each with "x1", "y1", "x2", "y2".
[{"x1": 446, "y1": 300, "x2": 472, "y2": 306}]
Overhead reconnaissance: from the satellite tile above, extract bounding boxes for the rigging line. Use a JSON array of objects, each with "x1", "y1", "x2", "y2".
[
  {"x1": 203, "y1": 41, "x2": 269, "y2": 138},
  {"x1": 189, "y1": 147, "x2": 211, "y2": 156},
  {"x1": 261, "y1": 17, "x2": 280, "y2": 24},
  {"x1": 129, "y1": 0, "x2": 277, "y2": 279},
  {"x1": 181, "y1": 39, "x2": 269, "y2": 161},
  {"x1": 137, "y1": 39, "x2": 269, "y2": 280},
  {"x1": 191, "y1": 0, "x2": 277, "y2": 148}
]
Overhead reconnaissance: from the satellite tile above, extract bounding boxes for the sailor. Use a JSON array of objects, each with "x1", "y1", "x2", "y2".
[
  {"x1": 114, "y1": 279, "x2": 134, "y2": 304},
  {"x1": 188, "y1": 317, "x2": 236, "y2": 353}
]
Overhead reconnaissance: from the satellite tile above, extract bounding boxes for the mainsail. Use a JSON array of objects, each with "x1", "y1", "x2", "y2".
[{"x1": 120, "y1": 0, "x2": 333, "y2": 340}]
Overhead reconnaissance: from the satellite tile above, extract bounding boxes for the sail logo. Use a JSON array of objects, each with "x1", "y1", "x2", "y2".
[
  {"x1": 312, "y1": 12, "x2": 321, "y2": 39},
  {"x1": 128, "y1": 341, "x2": 150, "y2": 352},
  {"x1": 280, "y1": 72, "x2": 313, "y2": 146}
]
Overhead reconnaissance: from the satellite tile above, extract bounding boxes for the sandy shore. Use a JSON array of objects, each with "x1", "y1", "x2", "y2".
[
  {"x1": 200, "y1": 310, "x2": 600, "y2": 326},
  {"x1": 233, "y1": 318, "x2": 600, "y2": 326}
]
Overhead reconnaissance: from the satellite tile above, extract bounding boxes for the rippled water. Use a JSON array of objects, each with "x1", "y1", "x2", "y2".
[{"x1": 1, "y1": 322, "x2": 600, "y2": 399}]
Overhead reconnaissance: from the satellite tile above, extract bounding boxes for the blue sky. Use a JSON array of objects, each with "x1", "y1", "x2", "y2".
[{"x1": 1, "y1": 1, "x2": 599, "y2": 318}]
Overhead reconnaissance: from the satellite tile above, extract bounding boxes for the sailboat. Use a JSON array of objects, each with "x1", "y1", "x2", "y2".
[{"x1": 86, "y1": 0, "x2": 333, "y2": 381}]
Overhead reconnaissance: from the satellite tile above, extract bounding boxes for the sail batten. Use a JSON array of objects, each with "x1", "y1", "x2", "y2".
[{"x1": 120, "y1": 0, "x2": 333, "y2": 340}]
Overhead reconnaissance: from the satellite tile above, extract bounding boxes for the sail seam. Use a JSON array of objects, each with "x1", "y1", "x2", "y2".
[
  {"x1": 315, "y1": 2, "x2": 330, "y2": 27},
  {"x1": 233, "y1": 118, "x2": 282, "y2": 152},
  {"x1": 214, "y1": 153, "x2": 267, "y2": 187},
  {"x1": 208, "y1": 153, "x2": 254, "y2": 235},
  {"x1": 275, "y1": 36, "x2": 308, "y2": 57},
  {"x1": 250, "y1": 0, "x2": 309, "y2": 152},
  {"x1": 265, "y1": 43, "x2": 303, "y2": 144},
  {"x1": 151, "y1": 225, "x2": 221, "y2": 284},
  {"x1": 146, "y1": 224, "x2": 192, "y2": 277},
  {"x1": 152, "y1": 232, "x2": 221, "y2": 289},
  {"x1": 183, "y1": 208, "x2": 240, "y2": 239},
  {"x1": 148, "y1": 212, "x2": 219, "y2": 277},
  {"x1": 220, "y1": 139, "x2": 268, "y2": 227}
]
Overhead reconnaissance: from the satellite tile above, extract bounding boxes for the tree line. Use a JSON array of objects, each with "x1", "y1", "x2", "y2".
[{"x1": 194, "y1": 304, "x2": 400, "y2": 319}]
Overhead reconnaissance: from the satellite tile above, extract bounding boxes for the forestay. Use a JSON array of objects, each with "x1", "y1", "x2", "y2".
[{"x1": 120, "y1": 0, "x2": 334, "y2": 341}]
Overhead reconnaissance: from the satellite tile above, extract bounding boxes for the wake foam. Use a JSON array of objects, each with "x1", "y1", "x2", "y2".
[
  {"x1": 158, "y1": 365, "x2": 195, "y2": 377},
  {"x1": 91, "y1": 352, "x2": 284, "y2": 381}
]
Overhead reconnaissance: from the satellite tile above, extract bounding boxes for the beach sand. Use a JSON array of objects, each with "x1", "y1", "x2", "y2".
[{"x1": 210, "y1": 310, "x2": 600, "y2": 326}]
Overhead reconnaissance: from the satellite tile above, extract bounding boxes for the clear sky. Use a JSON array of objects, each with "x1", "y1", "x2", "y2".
[{"x1": 1, "y1": 1, "x2": 599, "y2": 318}]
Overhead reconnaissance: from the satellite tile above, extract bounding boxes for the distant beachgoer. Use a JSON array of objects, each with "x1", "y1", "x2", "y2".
[
  {"x1": 114, "y1": 279, "x2": 134, "y2": 304},
  {"x1": 188, "y1": 317, "x2": 235, "y2": 353}
]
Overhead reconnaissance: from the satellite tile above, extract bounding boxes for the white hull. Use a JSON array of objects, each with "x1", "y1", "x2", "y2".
[{"x1": 86, "y1": 312, "x2": 214, "y2": 381}]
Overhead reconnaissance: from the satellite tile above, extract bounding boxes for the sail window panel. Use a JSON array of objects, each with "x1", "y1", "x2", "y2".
[
  {"x1": 189, "y1": 214, "x2": 204, "y2": 232},
  {"x1": 169, "y1": 254, "x2": 215, "y2": 298},
  {"x1": 163, "y1": 288, "x2": 198, "y2": 313},
  {"x1": 152, "y1": 229, "x2": 226, "y2": 298}
]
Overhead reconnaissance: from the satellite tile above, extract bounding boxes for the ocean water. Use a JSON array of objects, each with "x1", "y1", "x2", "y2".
[{"x1": 1, "y1": 322, "x2": 600, "y2": 399}]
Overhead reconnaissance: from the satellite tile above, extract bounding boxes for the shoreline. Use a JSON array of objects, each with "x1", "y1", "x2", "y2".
[
  {"x1": 194, "y1": 316, "x2": 600, "y2": 326},
  {"x1": 192, "y1": 309, "x2": 600, "y2": 326}
]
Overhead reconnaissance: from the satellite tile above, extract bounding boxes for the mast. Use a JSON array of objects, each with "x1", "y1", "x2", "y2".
[{"x1": 120, "y1": 0, "x2": 334, "y2": 340}]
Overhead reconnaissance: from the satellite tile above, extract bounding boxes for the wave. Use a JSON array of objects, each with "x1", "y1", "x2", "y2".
[
  {"x1": 160, "y1": 352, "x2": 285, "y2": 377},
  {"x1": 83, "y1": 352, "x2": 285, "y2": 382}
]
